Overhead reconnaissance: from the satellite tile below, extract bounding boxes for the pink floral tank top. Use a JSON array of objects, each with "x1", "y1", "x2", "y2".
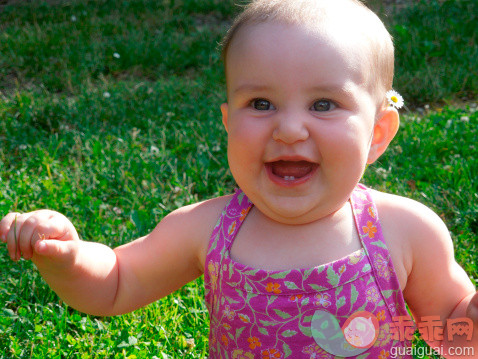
[{"x1": 204, "y1": 184, "x2": 413, "y2": 358}]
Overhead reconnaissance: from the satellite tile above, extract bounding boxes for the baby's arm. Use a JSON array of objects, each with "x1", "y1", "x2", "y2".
[
  {"x1": 0, "y1": 197, "x2": 226, "y2": 316},
  {"x1": 378, "y1": 192, "x2": 477, "y2": 357}
]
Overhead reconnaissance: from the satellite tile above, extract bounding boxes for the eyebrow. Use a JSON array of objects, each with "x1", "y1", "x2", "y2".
[
  {"x1": 308, "y1": 85, "x2": 357, "y2": 96},
  {"x1": 232, "y1": 83, "x2": 357, "y2": 95},
  {"x1": 232, "y1": 84, "x2": 273, "y2": 95}
]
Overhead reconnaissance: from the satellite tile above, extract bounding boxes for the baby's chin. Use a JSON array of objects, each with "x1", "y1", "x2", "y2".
[{"x1": 251, "y1": 194, "x2": 340, "y2": 225}]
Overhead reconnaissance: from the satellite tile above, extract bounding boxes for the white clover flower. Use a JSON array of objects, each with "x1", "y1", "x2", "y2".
[
  {"x1": 113, "y1": 52, "x2": 120, "y2": 59},
  {"x1": 71, "y1": 15, "x2": 77, "y2": 22},
  {"x1": 386, "y1": 90, "x2": 404, "y2": 109},
  {"x1": 103, "y1": 92, "x2": 111, "y2": 98}
]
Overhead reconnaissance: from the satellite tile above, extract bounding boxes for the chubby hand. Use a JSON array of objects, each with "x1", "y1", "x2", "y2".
[{"x1": 0, "y1": 210, "x2": 79, "y2": 264}]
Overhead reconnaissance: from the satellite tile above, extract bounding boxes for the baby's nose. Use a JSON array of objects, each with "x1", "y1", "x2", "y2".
[{"x1": 272, "y1": 113, "x2": 309, "y2": 144}]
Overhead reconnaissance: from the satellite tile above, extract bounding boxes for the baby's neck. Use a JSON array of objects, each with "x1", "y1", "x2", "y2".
[{"x1": 229, "y1": 201, "x2": 362, "y2": 271}]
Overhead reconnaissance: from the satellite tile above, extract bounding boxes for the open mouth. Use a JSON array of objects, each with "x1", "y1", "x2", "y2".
[{"x1": 265, "y1": 160, "x2": 318, "y2": 185}]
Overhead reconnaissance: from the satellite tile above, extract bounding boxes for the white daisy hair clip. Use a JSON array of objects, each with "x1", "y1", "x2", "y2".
[{"x1": 386, "y1": 90, "x2": 404, "y2": 109}]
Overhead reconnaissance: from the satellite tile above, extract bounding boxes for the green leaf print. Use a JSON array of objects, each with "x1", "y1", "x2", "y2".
[
  {"x1": 244, "y1": 269, "x2": 260, "y2": 276},
  {"x1": 235, "y1": 326, "x2": 246, "y2": 339},
  {"x1": 273, "y1": 309, "x2": 292, "y2": 319},
  {"x1": 235, "y1": 288, "x2": 243, "y2": 299},
  {"x1": 259, "y1": 319, "x2": 279, "y2": 327},
  {"x1": 239, "y1": 313, "x2": 251, "y2": 323},
  {"x1": 227, "y1": 222, "x2": 236, "y2": 237},
  {"x1": 208, "y1": 239, "x2": 218, "y2": 253},
  {"x1": 258, "y1": 327, "x2": 269, "y2": 336},
  {"x1": 370, "y1": 240, "x2": 387, "y2": 249},
  {"x1": 362, "y1": 263, "x2": 371, "y2": 272},
  {"x1": 382, "y1": 289, "x2": 394, "y2": 298},
  {"x1": 283, "y1": 343, "x2": 292, "y2": 358},
  {"x1": 281, "y1": 330, "x2": 297, "y2": 337},
  {"x1": 244, "y1": 282, "x2": 253, "y2": 292},
  {"x1": 284, "y1": 281, "x2": 300, "y2": 290},
  {"x1": 302, "y1": 315, "x2": 314, "y2": 323},
  {"x1": 267, "y1": 295, "x2": 278, "y2": 306},
  {"x1": 350, "y1": 284, "x2": 359, "y2": 308},
  {"x1": 270, "y1": 271, "x2": 289, "y2": 279},
  {"x1": 327, "y1": 266, "x2": 340, "y2": 286},
  {"x1": 355, "y1": 303, "x2": 368, "y2": 312},
  {"x1": 229, "y1": 262, "x2": 234, "y2": 279},
  {"x1": 356, "y1": 353, "x2": 371, "y2": 359},
  {"x1": 226, "y1": 297, "x2": 240, "y2": 304},
  {"x1": 299, "y1": 323, "x2": 312, "y2": 337},
  {"x1": 246, "y1": 291, "x2": 258, "y2": 303},
  {"x1": 303, "y1": 268, "x2": 314, "y2": 281},
  {"x1": 300, "y1": 297, "x2": 310, "y2": 306},
  {"x1": 237, "y1": 191, "x2": 245, "y2": 205},
  {"x1": 336, "y1": 296, "x2": 346, "y2": 310},
  {"x1": 308, "y1": 283, "x2": 329, "y2": 291}
]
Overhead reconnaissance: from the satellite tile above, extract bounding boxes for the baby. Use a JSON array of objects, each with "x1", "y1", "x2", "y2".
[{"x1": 1, "y1": 0, "x2": 477, "y2": 358}]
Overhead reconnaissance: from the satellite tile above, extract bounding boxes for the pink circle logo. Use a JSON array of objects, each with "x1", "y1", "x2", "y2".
[{"x1": 342, "y1": 311, "x2": 379, "y2": 349}]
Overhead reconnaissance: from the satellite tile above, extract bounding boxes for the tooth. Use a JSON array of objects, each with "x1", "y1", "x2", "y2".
[{"x1": 284, "y1": 176, "x2": 296, "y2": 181}]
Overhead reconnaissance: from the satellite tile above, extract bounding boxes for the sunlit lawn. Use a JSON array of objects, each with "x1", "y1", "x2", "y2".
[{"x1": 0, "y1": 0, "x2": 476, "y2": 357}]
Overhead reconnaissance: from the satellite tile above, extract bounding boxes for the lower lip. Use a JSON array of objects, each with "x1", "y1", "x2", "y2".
[{"x1": 265, "y1": 164, "x2": 318, "y2": 187}]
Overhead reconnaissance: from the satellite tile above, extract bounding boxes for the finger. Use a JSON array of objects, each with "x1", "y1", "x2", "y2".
[
  {"x1": 0, "y1": 212, "x2": 21, "y2": 243},
  {"x1": 18, "y1": 211, "x2": 54, "y2": 260},
  {"x1": 6, "y1": 213, "x2": 27, "y2": 261}
]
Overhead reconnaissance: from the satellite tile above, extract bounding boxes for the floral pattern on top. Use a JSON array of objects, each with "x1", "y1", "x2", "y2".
[{"x1": 204, "y1": 185, "x2": 413, "y2": 358}]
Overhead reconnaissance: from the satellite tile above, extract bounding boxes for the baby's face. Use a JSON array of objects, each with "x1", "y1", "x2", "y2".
[{"x1": 222, "y1": 22, "x2": 380, "y2": 224}]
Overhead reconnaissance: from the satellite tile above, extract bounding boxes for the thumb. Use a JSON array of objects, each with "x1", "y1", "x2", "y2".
[{"x1": 34, "y1": 238, "x2": 76, "y2": 261}]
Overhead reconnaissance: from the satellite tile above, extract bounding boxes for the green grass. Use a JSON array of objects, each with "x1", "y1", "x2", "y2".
[{"x1": 0, "y1": 0, "x2": 477, "y2": 358}]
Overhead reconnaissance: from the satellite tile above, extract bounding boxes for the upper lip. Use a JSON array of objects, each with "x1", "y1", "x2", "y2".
[{"x1": 265, "y1": 155, "x2": 318, "y2": 164}]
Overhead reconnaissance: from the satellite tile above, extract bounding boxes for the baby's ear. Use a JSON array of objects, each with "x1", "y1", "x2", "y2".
[
  {"x1": 367, "y1": 107, "x2": 400, "y2": 164},
  {"x1": 220, "y1": 103, "x2": 229, "y2": 133}
]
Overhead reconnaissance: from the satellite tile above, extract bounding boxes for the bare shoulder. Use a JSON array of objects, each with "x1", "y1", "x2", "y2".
[
  {"x1": 370, "y1": 189, "x2": 475, "y2": 322},
  {"x1": 369, "y1": 189, "x2": 452, "y2": 289},
  {"x1": 164, "y1": 194, "x2": 233, "y2": 272},
  {"x1": 371, "y1": 189, "x2": 449, "y2": 236},
  {"x1": 371, "y1": 189, "x2": 451, "y2": 245}
]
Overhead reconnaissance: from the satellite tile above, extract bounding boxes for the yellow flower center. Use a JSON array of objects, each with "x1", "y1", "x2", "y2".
[{"x1": 391, "y1": 96, "x2": 398, "y2": 103}]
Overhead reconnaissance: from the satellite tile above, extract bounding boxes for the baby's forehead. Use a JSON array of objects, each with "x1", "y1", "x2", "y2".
[
  {"x1": 237, "y1": 13, "x2": 376, "y2": 50},
  {"x1": 227, "y1": 21, "x2": 373, "y2": 81},
  {"x1": 223, "y1": 1, "x2": 394, "y2": 101},
  {"x1": 235, "y1": 19, "x2": 372, "y2": 51}
]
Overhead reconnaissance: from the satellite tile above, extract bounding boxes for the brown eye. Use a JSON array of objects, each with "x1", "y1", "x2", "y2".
[
  {"x1": 312, "y1": 99, "x2": 336, "y2": 112},
  {"x1": 251, "y1": 99, "x2": 274, "y2": 111}
]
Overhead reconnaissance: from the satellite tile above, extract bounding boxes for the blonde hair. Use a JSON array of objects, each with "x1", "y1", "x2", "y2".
[{"x1": 221, "y1": 0, "x2": 395, "y2": 104}]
